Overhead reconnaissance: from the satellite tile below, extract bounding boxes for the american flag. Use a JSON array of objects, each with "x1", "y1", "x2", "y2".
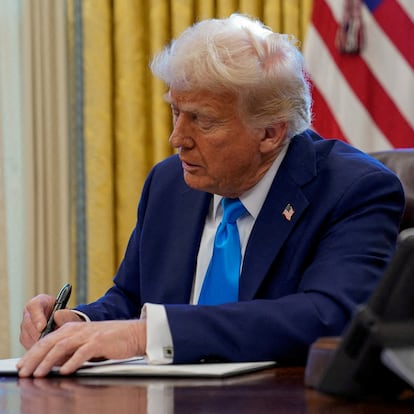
[
  {"x1": 304, "y1": 0, "x2": 414, "y2": 152},
  {"x1": 282, "y1": 204, "x2": 295, "y2": 221}
]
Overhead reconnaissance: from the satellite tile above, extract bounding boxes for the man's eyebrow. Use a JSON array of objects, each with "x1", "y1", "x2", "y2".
[
  {"x1": 164, "y1": 97, "x2": 201, "y2": 114},
  {"x1": 163, "y1": 93, "x2": 219, "y2": 117}
]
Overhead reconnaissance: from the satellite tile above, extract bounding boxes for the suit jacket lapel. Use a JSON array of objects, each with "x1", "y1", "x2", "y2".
[
  {"x1": 167, "y1": 188, "x2": 211, "y2": 302},
  {"x1": 239, "y1": 133, "x2": 317, "y2": 300}
]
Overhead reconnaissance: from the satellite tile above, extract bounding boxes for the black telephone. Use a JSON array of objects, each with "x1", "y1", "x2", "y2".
[{"x1": 309, "y1": 228, "x2": 414, "y2": 399}]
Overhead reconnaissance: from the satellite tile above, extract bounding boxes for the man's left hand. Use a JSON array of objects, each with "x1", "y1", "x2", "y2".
[{"x1": 16, "y1": 319, "x2": 147, "y2": 377}]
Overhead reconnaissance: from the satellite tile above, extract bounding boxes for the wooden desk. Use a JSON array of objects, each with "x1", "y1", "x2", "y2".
[{"x1": 1, "y1": 367, "x2": 413, "y2": 413}]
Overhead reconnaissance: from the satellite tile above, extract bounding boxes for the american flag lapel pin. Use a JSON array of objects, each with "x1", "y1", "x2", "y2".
[{"x1": 282, "y1": 203, "x2": 295, "y2": 221}]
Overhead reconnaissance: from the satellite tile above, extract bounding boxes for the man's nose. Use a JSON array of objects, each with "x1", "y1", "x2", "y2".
[{"x1": 169, "y1": 115, "x2": 194, "y2": 148}]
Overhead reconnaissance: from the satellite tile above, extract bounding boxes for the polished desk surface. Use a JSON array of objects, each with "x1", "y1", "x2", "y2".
[{"x1": 1, "y1": 367, "x2": 414, "y2": 413}]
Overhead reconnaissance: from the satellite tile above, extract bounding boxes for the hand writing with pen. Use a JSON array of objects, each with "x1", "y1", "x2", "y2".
[{"x1": 17, "y1": 285, "x2": 147, "y2": 377}]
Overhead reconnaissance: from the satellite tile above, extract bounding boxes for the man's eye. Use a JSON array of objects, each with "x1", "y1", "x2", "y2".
[
  {"x1": 196, "y1": 116, "x2": 215, "y2": 130},
  {"x1": 199, "y1": 121, "x2": 214, "y2": 131}
]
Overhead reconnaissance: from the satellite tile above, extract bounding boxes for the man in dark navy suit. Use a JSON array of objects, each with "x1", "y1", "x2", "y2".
[{"x1": 18, "y1": 14, "x2": 404, "y2": 377}]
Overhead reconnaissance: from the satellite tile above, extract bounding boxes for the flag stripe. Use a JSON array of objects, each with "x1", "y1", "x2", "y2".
[
  {"x1": 305, "y1": 0, "x2": 414, "y2": 150},
  {"x1": 398, "y1": 0, "x2": 414, "y2": 21},
  {"x1": 305, "y1": 25, "x2": 391, "y2": 151},
  {"x1": 324, "y1": 0, "x2": 414, "y2": 126},
  {"x1": 359, "y1": 3, "x2": 414, "y2": 130},
  {"x1": 373, "y1": 0, "x2": 414, "y2": 67},
  {"x1": 312, "y1": 0, "x2": 413, "y2": 148},
  {"x1": 310, "y1": 82, "x2": 348, "y2": 143}
]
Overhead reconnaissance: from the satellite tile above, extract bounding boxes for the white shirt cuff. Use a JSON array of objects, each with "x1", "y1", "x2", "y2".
[
  {"x1": 71, "y1": 309, "x2": 91, "y2": 322},
  {"x1": 141, "y1": 303, "x2": 174, "y2": 364}
]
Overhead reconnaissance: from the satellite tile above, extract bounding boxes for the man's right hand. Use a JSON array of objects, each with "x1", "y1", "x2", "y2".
[{"x1": 20, "y1": 294, "x2": 83, "y2": 350}]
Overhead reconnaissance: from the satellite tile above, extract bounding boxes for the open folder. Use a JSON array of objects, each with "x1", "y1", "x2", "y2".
[{"x1": 0, "y1": 357, "x2": 276, "y2": 378}]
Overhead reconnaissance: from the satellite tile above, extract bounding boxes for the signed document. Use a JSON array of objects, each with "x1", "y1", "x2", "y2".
[{"x1": 0, "y1": 357, "x2": 276, "y2": 378}]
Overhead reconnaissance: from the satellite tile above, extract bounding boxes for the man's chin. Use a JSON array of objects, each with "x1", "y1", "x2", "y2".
[{"x1": 183, "y1": 174, "x2": 211, "y2": 193}]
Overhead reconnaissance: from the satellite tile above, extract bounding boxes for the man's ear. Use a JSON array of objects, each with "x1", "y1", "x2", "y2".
[{"x1": 260, "y1": 122, "x2": 287, "y2": 153}]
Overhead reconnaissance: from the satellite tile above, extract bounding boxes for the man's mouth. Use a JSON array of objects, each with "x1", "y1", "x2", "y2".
[{"x1": 181, "y1": 159, "x2": 200, "y2": 172}]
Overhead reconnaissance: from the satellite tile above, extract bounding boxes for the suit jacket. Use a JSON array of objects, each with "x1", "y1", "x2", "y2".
[{"x1": 77, "y1": 130, "x2": 404, "y2": 364}]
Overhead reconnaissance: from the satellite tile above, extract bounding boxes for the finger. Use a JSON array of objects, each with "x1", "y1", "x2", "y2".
[
  {"x1": 32, "y1": 344, "x2": 74, "y2": 377},
  {"x1": 20, "y1": 309, "x2": 47, "y2": 350},
  {"x1": 58, "y1": 343, "x2": 98, "y2": 375},
  {"x1": 22, "y1": 295, "x2": 56, "y2": 334},
  {"x1": 32, "y1": 328, "x2": 95, "y2": 377},
  {"x1": 27, "y1": 338, "x2": 76, "y2": 378},
  {"x1": 18, "y1": 322, "x2": 90, "y2": 377},
  {"x1": 17, "y1": 337, "x2": 57, "y2": 377}
]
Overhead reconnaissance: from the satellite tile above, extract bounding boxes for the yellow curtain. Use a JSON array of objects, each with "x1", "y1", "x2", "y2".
[{"x1": 76, "y1": 0, "x2": 312, "y2": 302}]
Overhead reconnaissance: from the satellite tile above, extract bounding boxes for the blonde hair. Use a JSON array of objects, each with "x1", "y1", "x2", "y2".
[{"x1": 150, "y1": 14, "x2": 312, "y2": 139}]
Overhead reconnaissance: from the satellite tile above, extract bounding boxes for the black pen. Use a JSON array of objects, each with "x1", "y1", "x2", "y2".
[{"x1": 39, "y1": 283, "x2": 72, "y2": 339}]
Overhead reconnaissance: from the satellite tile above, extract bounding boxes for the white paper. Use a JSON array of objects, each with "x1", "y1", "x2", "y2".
[
  {"x1": 0, "y1": 357, "x2": 276, "y2": 378},
  {"x1": 381, "y1": 347, "x2": 414, "y2": 388},
  {"x1": 0, "y1": 356, "x2": 144, "y2": 375},
  {"x1": 76, "y1": 360, "x2": 276, "y2": 377},
  {"x1": 0, "y1": 358, "x2": 21, "y2": 374}
]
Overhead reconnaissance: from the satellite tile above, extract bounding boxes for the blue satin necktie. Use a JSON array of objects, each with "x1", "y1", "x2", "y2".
[{"x1": 198, "y1": 198, "x2": 247, "y2": 305}]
